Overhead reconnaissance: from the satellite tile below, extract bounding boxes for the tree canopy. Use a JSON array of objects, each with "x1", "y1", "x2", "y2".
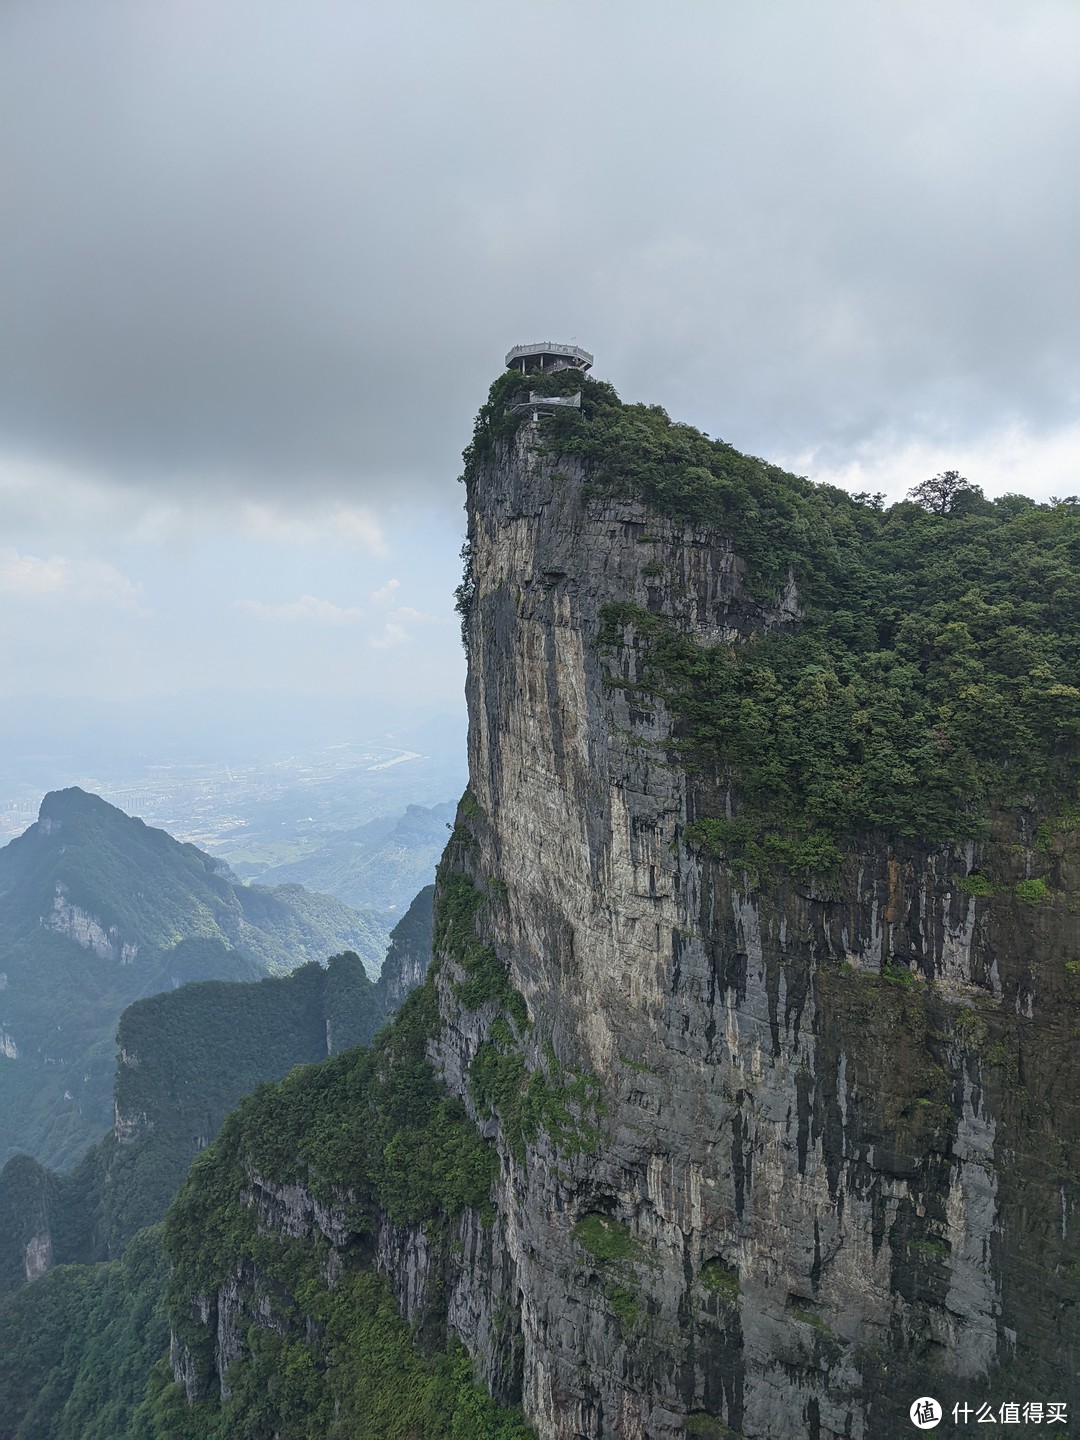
[{"x1": 907, "y1": 469, "x2": 979, "y2": 516}]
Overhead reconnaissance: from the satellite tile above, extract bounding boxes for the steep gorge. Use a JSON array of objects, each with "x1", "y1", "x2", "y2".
[{"x1": 164, "y1": 373, "x2": 1080, "y2": 1439}]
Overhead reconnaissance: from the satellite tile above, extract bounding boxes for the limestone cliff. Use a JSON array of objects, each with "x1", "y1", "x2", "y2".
[
  {"x1": 428, "y1": 418, "x2": 1080, "y2": 1436},
  {"x1": 164, "y1": 383, "x2": 1079, "y2": 1439}
]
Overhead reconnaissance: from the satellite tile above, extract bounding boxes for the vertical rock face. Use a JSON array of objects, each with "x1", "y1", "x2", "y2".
[
  {"x1": 43, "y1": 881, "x2": 139, "y2": 962},
  {"x1": 428, "y1": 423, "x2": 1079, "y2": 1437},
  {"x1": 379, "y1": 883, "x2": 435, "y2": 1007}
]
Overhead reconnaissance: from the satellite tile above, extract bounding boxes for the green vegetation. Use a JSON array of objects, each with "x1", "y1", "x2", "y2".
[
  {"x1": 608, "y1": 1285, "x2": 640, "y2": 1329},
  {"x1": 952, "y1": 1005, "x2": 990, "y2": 1047},
  {"x1": 165, "y1": 972, "x2": 494, "y2": 1264},
  {"x1": 463, "y1": 370, "x2": 832, "y2": 596},
  {"x1": 433, "y1": 869, "x2": 528, "y2": 1028},
  {"x1": 457, "y1": 789, "x2": 485, "y2": 825},
  {"x1": 0, "y1": 789, "x2": 388, "y2": 977},
  {"x1": 686, "y1": 1417, "x2": 740, "y2": 1439},
  {"x1": 956, "y1": 872, "x2": 1000, "y2": 897},
  {"x1": 699, "y1": 1258, "x2": 740, "y2": 1302},
  {"x1": 1035, "y1": 803, "x2": 1080, "y2": 856},
  {"x1": 791, "y1": 1306, "x2": 831, "y2": 1332},
  {"x1": 464, "y1": 372, "x2": 1080, "y2": 873},
  {"x1": 144, "y1": 1269, "x2": 534, "y2": 1440},
  {"x1": 601, "y1": 563, "x2": 1077, "y2": 874},
  {"x1": 436, "y1": 871, "x2": 513, "y2": 1011},
  {"x1": 571, "y1": 1214, "x2": 652, "y2": 1336},
  {"x1": 908, "y1": 1236, "x2": 950, "y2": 1262},
  {"x1": 0, "y1": 884, "x2": 433, "y2": 1300},
  {"x1": 0, "y1": 1226, "x2": 168, "y2": 1440},
  {"x1": 1014, "y1": 877, "x2": 1052, "y2": 904},
  {"x1": 619, "y1": 1054, "x2": 656, "y2": 1076},
  {"x1": 0, "y1": 788, "x2": 390, "y2": 1171},
  {"x1": 236, "y1": 882, "x2": 391, "y2": 977},
  {"x1": 470, "y1": 1026, "x2": 602, "y2": 1162},
  {"x1": 151, "y1": 960, "x2": 520, "y2": 1435},
  {"x1": 0, "y1": 1227, "x2": 534, "y2": 1440},
  {"x1": 572, "y1": 1213, "x2": 647, "y2": 1265},
  {"x1": 0, "y1": 950, "x2": 393, "y2": 1289},
  {"x1": 8, "y1": 362, "x2": 1078, "y2": 1435},
  {"x1": 0, "y1": 875, "x2": 506, "y2": 1439},
  {"x1": 685, "y1": 815, "x2": 842, "y2": 886},
  {"x1": 881, "y1": 960, "x2": 919, "y2": 991},
  {"x1": 441, "y1": 832, "x2": 603, "y2": 1167},
  {"x1": 950, "y1": 873, "x2": 1054, "y2": 905}
]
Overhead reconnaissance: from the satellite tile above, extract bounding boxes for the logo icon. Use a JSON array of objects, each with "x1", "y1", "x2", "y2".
[{"x1": 910, "y1": 1397, "x2": 942, "y2": 1429}]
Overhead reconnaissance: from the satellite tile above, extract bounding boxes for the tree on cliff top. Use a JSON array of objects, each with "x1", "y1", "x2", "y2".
[{"x1": 908, "y1": 469, "x2": 977, "y2": 515}]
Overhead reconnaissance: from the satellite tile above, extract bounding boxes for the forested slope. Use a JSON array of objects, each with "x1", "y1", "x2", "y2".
[
  {"x1": 0, "y1": 888, "x2": 435, "y2": 1439},
  {"x1": 0, "y1": 788, "x2": 390, "y2": 1169}
]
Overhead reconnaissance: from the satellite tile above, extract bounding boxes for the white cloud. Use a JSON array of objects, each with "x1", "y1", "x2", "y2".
[
  {"x1": 787, "y1": 420, "x2": 1080, "y2": 506},
  {"x1": 0, "y1": 548, "x2": 139, "y2": 605},
  {"x1": 0, "y1": 450, "x2": 392, "y2": 554},
  {"x1": 370, "y1": 579, "x2": 400, "y2": 605},
  {"x1": 234, "y1": 594, "x2": 365, "y2": 626},
  {"x1": 394, "y1": 605, "x2": 453, "y2": 625},
  {"x1": 241, "y1": 502, "x2": 386, "y2": 553},
  {"x1": 364, "y1": 586, "x2": 453, "y2": 646},
  {"x1": 370, "y1": 621, "x2": 410, "y2": 650}
]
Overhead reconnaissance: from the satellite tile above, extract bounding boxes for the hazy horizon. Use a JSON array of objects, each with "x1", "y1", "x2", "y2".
[{"x1": 2, "y1": 0, "x2": 1077, "y2": 794}]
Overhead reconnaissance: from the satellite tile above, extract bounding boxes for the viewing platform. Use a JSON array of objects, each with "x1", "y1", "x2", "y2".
[
  {"x1": 505, "y1": 341, "x2": 593, "y2": 375},
  {"x1": 510, "y1": 390, "x2": 582, "y2": 420}
]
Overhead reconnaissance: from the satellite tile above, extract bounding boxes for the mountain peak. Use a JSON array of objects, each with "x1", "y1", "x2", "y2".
[{"x1": 38, "y1": 787, "x2": 127, "y2": 825}]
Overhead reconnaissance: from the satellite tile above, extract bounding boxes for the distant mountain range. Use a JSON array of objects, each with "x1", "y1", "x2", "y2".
[
  {"x1": 227, "y1": 799, "x2": 455, "y2": 912},
  {"x1": 0, "y1": 884, "x2": 434, "y2": 1294},
  {"x1": 0, "y1": 788, "x2": 394, "y2": 1171}
]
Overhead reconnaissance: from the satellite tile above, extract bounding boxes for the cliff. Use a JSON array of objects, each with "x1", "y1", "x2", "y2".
[
  {"x1": 160, "y1": 372, "x2": 1080, "y2": 1439},
  {"x1": 443, "y1": 401, "x2": 1080, "y2": 1434}
]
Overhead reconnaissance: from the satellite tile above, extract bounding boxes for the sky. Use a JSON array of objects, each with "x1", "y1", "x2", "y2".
[{"x1": 1, "y1": 0, "x2": 1078, "y2": 774}]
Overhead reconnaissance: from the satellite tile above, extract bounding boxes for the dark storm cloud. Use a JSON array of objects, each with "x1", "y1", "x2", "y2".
[{"x1": 0, "y1": 0, "x2": 1077, "y2": 503}]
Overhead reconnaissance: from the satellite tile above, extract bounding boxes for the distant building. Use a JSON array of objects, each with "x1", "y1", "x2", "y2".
[{"x1": 504, "y1": 342, "x2": 593, "y2": 375}]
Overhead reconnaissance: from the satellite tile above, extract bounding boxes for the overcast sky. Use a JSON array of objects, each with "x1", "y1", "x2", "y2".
[{"x1": 1, "y1": 0, "x2": 1078, "y2": 773}]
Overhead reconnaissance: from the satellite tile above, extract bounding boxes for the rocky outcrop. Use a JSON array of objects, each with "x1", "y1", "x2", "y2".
[
  {"x1": 42, "y1": 882, "x2": 139, "y2": 962},
  {"x1": 378, "y1": 883, "x2": 435, "y2": 1007},
  {"x1": 165, "y1": 415, "x2": 1080, "y2": 1437},
  {"x1": 416, "y1": 422, "x2": 1080, "y2": 1437},
  {"x1": 23, "y1": 1231, "x2": 52, "y2": 1283},
  {"x1": 0, "y1": 1153, "x2": 59, "y2": 1295}
]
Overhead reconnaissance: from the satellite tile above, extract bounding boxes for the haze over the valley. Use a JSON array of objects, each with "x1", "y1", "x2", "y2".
[{"x1": 1, "y1": 0, "x2": 1077, "y2": 790}]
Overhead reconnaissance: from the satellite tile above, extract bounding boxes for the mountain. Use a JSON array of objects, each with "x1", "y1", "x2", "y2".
[
  {"x1": 0, "y1": 1226, "x2": 169, "y2": 1440},
  {"x1": 228, "y1": 799, "x2": 456, "y2": 912},
  {"x1": 0, "y1": 888, "x2": 436, "y2": 1438},
  {"x1": 157, "y1": 367, "x2": 1080, "y2": 1436},
  {"x1": 0, "y1": 954, "x2": 385, "y2": 1293},
  {"x1": 0, "y1": 788, "x2": 391, "y2": 1170},
  {"x1": 0, "y1": 886, "x2": 433, "y2": 1296},
  {"x1": 4, "y1": 370, "x2": 1078, "y2": 1438}
]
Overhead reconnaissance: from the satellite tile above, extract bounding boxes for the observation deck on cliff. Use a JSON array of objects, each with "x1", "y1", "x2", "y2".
[{"x1": 504, "y1": 341, "x2": 593, "y2": 375}]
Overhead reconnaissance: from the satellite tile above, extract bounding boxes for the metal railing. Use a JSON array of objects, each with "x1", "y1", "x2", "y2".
[{"x1": 504, "y1": 341, "x2": 594, "y2": 370}]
